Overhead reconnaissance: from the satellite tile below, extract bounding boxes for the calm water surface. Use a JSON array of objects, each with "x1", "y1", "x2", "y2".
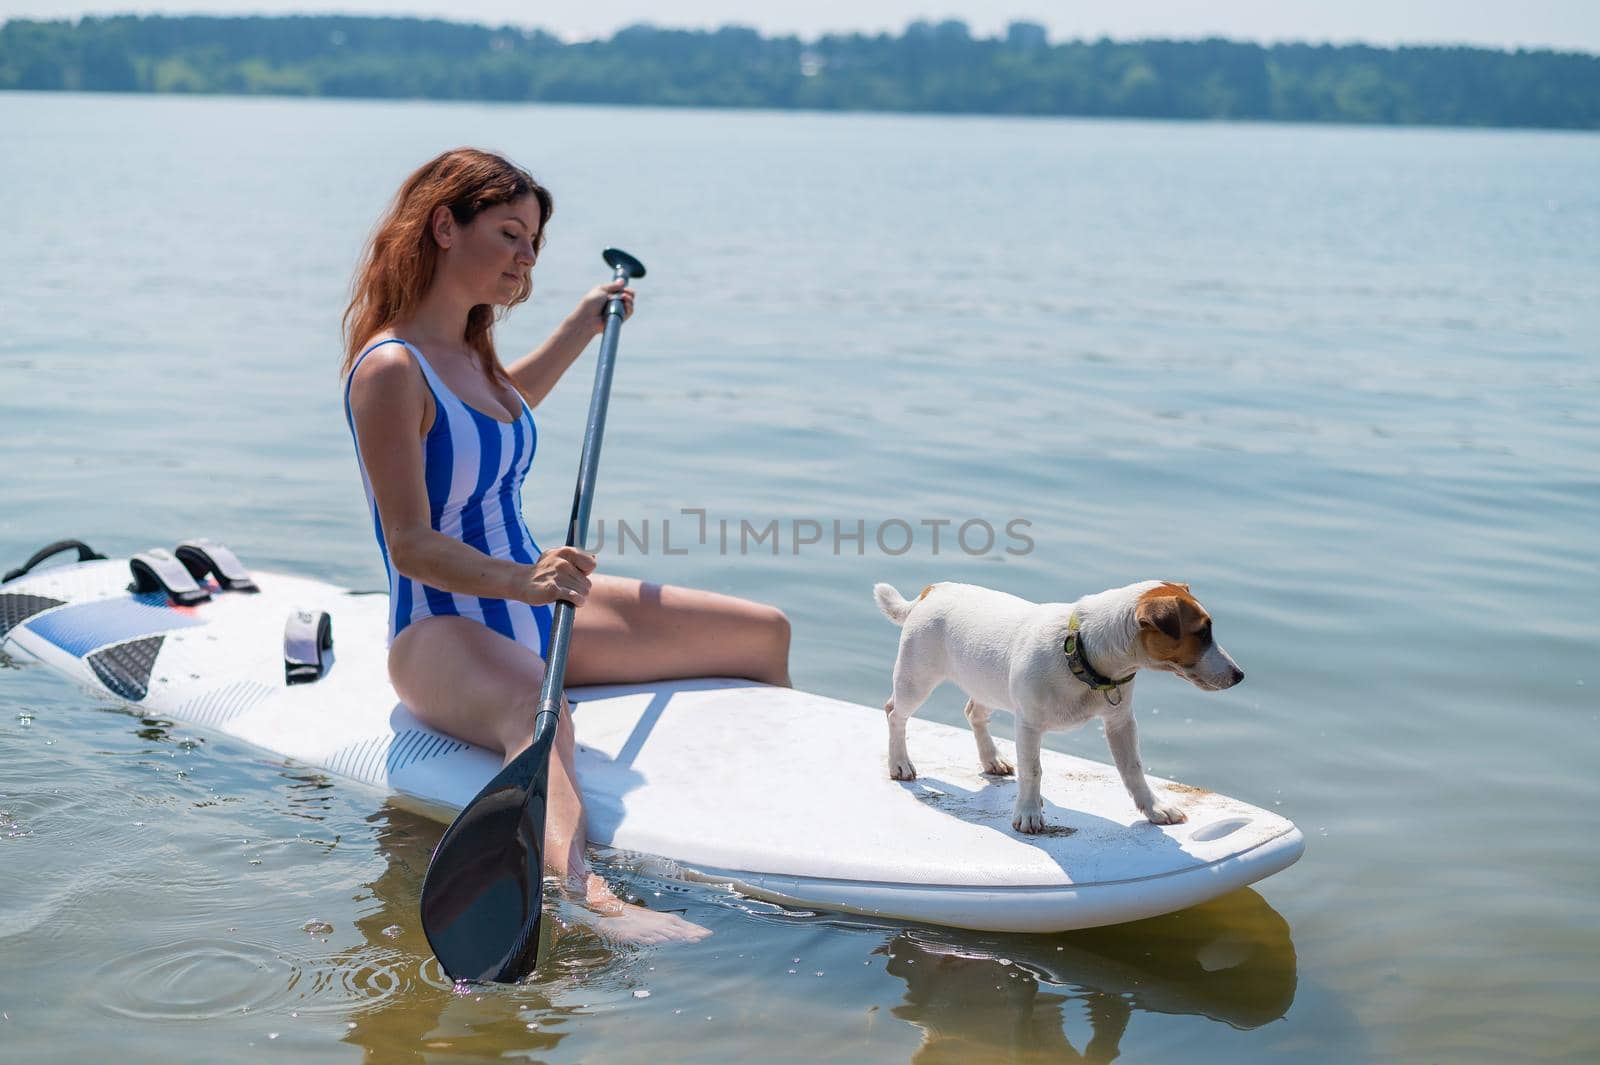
[{"x1": 1, "y1": 92, "x2": 1596, "y2": 1063}]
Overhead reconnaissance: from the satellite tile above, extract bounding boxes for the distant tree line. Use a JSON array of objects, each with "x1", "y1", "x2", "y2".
[{"x1": 2, "y1": 14, "x2": 1597, "y2": 129}]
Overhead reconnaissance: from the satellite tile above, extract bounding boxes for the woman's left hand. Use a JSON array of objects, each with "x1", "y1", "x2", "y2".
[{"x1": 572, "y1": 280, "x2": 635, "y2": 337}]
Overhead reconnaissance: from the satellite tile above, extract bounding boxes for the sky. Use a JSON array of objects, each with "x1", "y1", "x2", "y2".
[{"x1": 3, "y1": 0, "x2": 1599, "y2": 54}]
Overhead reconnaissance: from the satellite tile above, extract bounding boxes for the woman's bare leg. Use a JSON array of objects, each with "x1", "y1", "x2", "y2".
[
  {"x1": 565, "y1": 575, "x2": 792, "y2": 688},
  {"x1": 389, "y1": 615, "x2": 710, "y2": 944}
]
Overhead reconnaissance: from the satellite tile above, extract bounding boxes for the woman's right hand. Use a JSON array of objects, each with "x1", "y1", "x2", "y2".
[{"x1": 523, "y1": 546, "x2": 597, "y2": 607}]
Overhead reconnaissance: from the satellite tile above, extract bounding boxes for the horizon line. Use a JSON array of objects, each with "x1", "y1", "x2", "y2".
[{"x1": 3, "y1": 10, "x2": 1598, "y2": 59}]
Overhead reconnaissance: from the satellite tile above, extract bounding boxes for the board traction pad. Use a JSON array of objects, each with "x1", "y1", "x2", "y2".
[
  {"x1": 0, "y1": 593, "x2": 65, "y2": 640},
  {"x1": 87, "y1": 635, "x2": 165, "y2": 701}
]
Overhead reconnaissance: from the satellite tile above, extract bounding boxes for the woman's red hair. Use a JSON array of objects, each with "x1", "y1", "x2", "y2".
[{"x1": 341, "y1": 148, "x2": 553, "y2": 383}]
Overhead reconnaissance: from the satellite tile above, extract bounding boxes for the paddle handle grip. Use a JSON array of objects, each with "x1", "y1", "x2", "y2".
[{"x1": 532, "y1": 254, "x2": 640, "y2": 734}]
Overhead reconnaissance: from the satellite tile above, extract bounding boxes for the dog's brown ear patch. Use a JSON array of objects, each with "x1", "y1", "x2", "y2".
[
  {"x1": 1136, "y1": 595, "x2": 1185, "y2": 641},
  {"x1": 1136, "y1": 585, "x2": 1212, "y2": 667},
  {"x1": 918, "y1": 584, "x2": 934, "y2": 602}
]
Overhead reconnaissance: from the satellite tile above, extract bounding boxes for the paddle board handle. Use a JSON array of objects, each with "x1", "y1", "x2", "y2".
[
  {"x1": 533, "y1": 248, "x2": 646, "y2": 730},
  {"x1": 3, "y1": 539, "x2": 106, "y2": 583}
]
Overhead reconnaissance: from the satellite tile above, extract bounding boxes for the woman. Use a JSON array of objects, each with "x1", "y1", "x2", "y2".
[{"x1": 341, "y1": 148, "x2": 792, "y2": 944}]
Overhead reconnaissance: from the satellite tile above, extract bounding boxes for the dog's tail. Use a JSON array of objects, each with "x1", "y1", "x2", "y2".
[{"x1": 873, "y1": 582, "x2": 918, "y2": 626}]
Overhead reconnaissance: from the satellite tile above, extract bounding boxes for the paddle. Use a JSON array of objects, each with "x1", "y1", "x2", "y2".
[{"x1": 419, "y1": 247, "x2": 646, "y2": 983}]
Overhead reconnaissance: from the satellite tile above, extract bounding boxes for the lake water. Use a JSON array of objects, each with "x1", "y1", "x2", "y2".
[{"x1": 1, "y1": 91, "x2": 1596, "y2": 1063}]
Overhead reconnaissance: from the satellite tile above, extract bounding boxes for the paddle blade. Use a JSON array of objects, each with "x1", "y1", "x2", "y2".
[{"x1": 420, "y1": 736, "x2": 553, "y2": 983}]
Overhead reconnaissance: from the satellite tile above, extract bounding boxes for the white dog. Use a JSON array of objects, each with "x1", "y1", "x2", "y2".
[{"x1": 872, "y1": 580, "x2": 1243, "y2": 832}]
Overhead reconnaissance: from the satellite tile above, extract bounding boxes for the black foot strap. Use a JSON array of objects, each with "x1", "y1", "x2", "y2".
[
  {"x1": 176, "y1": 539, "x2": 259, "y2": 593},
  {"x1": 284, "y1": 608, "x2": 333, "y2": 684},
  {"x1": 128, "y1": 548, "x2": 212, "y2": 606}
]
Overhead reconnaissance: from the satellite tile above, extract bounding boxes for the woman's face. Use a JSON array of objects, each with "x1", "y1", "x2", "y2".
[{"x1": 438, "y1": 195, "x2": 541, "y2": 304}]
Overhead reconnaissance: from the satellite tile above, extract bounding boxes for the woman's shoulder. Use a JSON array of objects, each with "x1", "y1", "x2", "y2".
[
  {"x1": 346, "y1": 333, "x2": 424, "y2": 403},
  {"x1": 351, "y1": 329, "x2": 406, "y2": 362}
]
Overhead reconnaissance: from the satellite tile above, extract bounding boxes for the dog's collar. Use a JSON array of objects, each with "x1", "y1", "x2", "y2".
[{"x1": 1064, "y1": 612, "x2": 1135, "y2": 705}]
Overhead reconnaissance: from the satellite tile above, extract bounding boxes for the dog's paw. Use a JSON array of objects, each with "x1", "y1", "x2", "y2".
[
  {"x1": 1142, "y1": 800, "x2": 1188, "y2": 825},
  {"x1": 1012, "y1": 805, "x2": 1046, "y2": 833},
  {"x1": 982, "y1": 755, "x2": 1015, "y2": 776},
  {"x1": 889, "y1": 758, "x2": 918, "y2": 781}
]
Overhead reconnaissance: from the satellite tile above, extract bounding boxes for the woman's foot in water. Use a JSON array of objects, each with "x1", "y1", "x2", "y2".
[{"x1": 580, "y1": 872, "x2": 712, "y2": 946}]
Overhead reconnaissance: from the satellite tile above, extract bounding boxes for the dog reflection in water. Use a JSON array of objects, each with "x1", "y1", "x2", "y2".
[
  {"x1": 877, "y1": 889, "x2": 1298, "y2": 1063},
  {"x1": 881, "y1": 937, "x2": 1128, "y2": 1064}
]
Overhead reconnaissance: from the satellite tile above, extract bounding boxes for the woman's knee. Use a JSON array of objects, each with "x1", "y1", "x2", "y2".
[
  {"x1": 705, "y1": 595, "x2": 789, "y2": 680},
  {"x1": 748, "y1": 602, "x2": 791, "y2": 685},
  {"x1": 554, "y1": 692, "x2": 575, "y2": 745},
  {"x1": 492, "y1": 685, "x2": 535, "y2": 753},
  {"x1": 752, "y1": 601, "x2": 790, "y2": 650},
  {"x1": 460, "y1": 644, "x2": 548, "y2": 756},
  {"x1": 500, "y1": 686, "x2": 574, "y2": 755},
  {"x1": 773, "y1": 608, "x2": 793, "y2": 659}
]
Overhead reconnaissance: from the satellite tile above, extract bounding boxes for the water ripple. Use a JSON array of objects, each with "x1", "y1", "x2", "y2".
[
  {"x1": 94, "y1": 937, "x2": 299, "y2": 1020},
  {"x1": 283, "y1": 943, "x2": 410, "y2": 1014},
  {"x1": 93, "y1": 936, "x2": 444, "y2": 1019}
]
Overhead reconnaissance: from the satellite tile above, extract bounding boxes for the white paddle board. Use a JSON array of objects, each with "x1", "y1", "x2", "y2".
[{"x1": 0, "y1": 551, "x2": 1303, "y2": 933}]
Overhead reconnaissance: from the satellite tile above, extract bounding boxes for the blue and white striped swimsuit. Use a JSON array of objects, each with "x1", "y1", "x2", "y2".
[{"x1": 343, "y1": 338, "x2": 553, "y2": 658}]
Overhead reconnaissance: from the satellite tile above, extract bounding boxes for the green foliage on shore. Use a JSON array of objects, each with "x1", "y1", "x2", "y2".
[{"x1": 3, "y1": 14, "x2": 1597, "y2": 129}]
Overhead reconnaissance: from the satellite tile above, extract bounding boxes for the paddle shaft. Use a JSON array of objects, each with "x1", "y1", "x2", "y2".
[{"x1": 530, "y1": 267, "x2": 633, "y2": 743}]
